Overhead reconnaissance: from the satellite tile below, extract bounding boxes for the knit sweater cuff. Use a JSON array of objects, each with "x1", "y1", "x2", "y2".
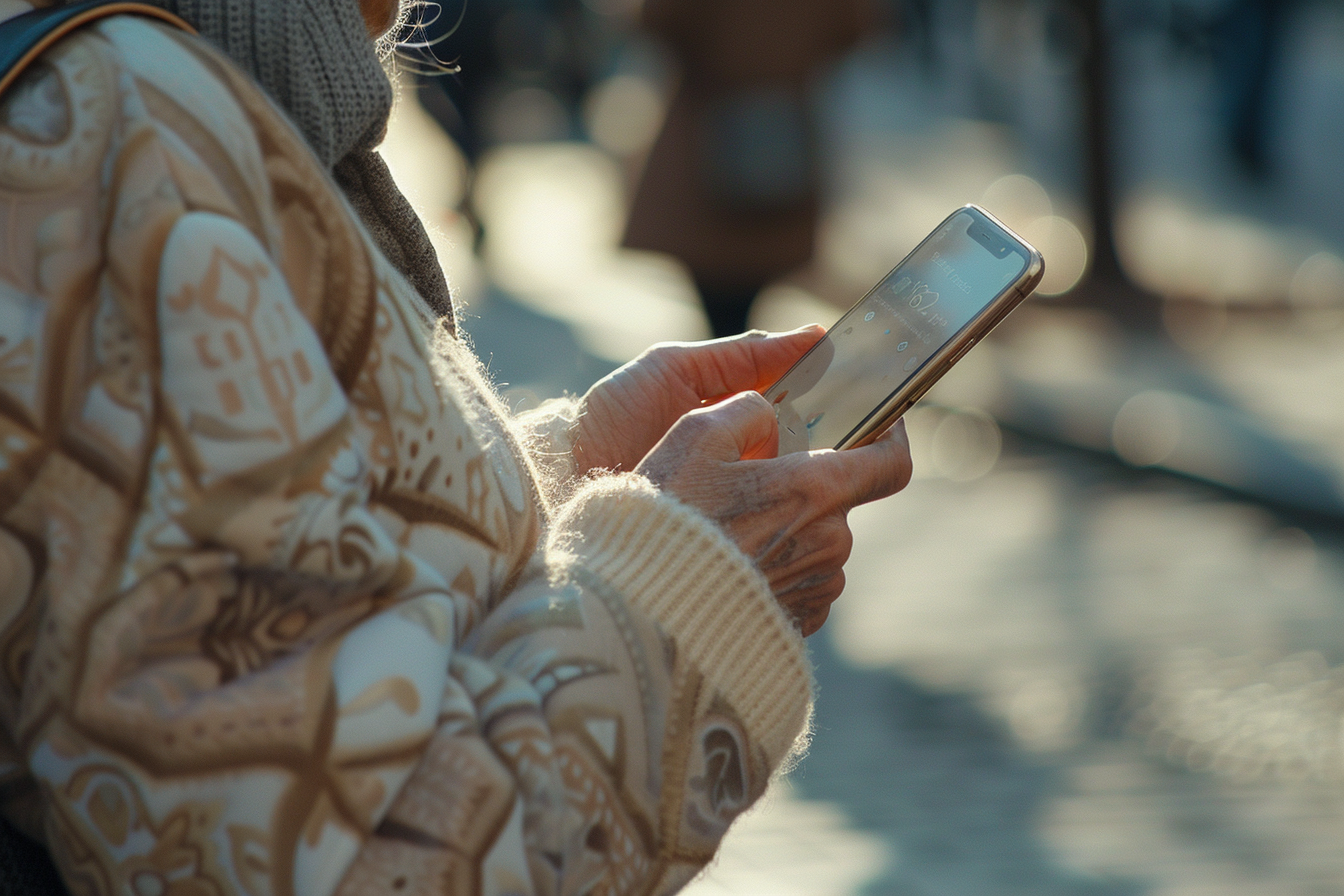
[{"x1": 550, "y1": 474, "x2": 813, "y2": 765}]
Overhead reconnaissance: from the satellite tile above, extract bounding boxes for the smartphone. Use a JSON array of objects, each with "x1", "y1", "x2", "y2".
[{"x1": 764, "y1": 205, "x2": 1044, "y2": 453}]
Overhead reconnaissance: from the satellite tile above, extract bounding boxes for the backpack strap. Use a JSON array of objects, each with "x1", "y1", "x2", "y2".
[{"x1": 0, "y1": 0, "x2": 193, "y2": 96}]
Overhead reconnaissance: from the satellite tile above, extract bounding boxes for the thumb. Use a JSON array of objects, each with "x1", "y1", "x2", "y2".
[
  {"x1": 733, "y1": 324, "x2": 828, "y2": 394},
  {"x1": 680, "y1": 325, "x2": 828, "y2": 401},
  {"x1": 679, "y1": 390, "x2": 781, "y2": 461}
]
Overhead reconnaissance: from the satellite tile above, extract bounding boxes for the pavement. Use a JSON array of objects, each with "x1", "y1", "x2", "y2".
[{"x1": 383, "y1": 1, "x2": 1344, "y2": 892}]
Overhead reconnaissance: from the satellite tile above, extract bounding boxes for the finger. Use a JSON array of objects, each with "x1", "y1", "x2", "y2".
[
  {"x1": 663, "y1": 326, "x2": 827, "y2": 401},
  {"x1": 776, "y1": 570, "x2": 845, "y2": 637},
  {"x1": 812, "y1": 418, "x2": 914, "y2": 508},
  {"x1": 682, "y1": 390, "x2": 780, "y2": 461},
  {"x1": 801, "y1": 605, "x2": 830, "y2": 638},
  {"x1": 733, "y1": 325, "x2": 828, "y2": 393},
  {"x1": 759, "y1": 512, "x2": 853, "y2": 572}
]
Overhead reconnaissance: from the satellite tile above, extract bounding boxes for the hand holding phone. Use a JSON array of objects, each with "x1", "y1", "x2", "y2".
[
  {"x1": 764, "y1": 205, "x2": 1044, "y2": 453},
  {"x1": 635, "y1": 389, "x2": 913, "y2": 633}
]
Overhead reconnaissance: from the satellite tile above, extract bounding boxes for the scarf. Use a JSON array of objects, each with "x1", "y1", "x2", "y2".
[{"x1": 142, "y1": 0, "x2": 456, "y2": 326}]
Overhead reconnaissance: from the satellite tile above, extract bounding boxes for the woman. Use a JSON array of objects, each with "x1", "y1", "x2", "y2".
[{"x1": 0, "y1": 1, "x2": 912, "y2": 894}]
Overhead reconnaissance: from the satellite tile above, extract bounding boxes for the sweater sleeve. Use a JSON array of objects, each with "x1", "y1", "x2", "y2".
[
  {"x1": 513, "y1": 395, "x2": 585, "y2": 508},
  {"x1": 0, "y1": 17, "x2": 814, "y2": 896},
  {"x1": 337, "y1": 475, "x2": 812, "y2": 896}
]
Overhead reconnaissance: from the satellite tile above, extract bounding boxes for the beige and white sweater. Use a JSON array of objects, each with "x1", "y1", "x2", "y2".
[{"x1": 0, "y1": 9, "x2": 812, "y2": 895}]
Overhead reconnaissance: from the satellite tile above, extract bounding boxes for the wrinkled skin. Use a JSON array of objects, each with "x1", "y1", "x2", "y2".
[{"x1": 573, "y1": 327, "x2": 914, "y2": 635}]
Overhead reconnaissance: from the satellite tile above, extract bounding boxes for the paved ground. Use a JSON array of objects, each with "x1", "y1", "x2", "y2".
[
  {"x1": 457, "y1": 283, "x2": 1344, "y2": 896},
  {"x1": 387, "y1": 2, "x2": 1344, "y2": 891}
]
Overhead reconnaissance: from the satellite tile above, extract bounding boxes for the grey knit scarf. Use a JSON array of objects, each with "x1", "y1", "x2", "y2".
[{"x1": 141, "y1": 0, "x2": 456, "y2": 326}]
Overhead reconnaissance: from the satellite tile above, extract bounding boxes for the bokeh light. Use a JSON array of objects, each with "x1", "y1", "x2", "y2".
[
  {"x1": 474, "y1": 142, "x2": 625, "y2": 285},
  {"x1": 583, "y1": 74, "x2": 665, "y2": 157},
  {"x1": 980, "y1": 173, "x2": 1053, "y2": 229},
  {"x1": 979, "y1": 175, "x2": 1088, "y2": 296},
  {"x1": 1114, "y1": 192, "x2": 1342, "y2": 307},
  {"x1": 1019, "y1": 214, "x2": 1088, "y2": 296},
  {"x1": 929, "y1": 407, "x2": 1003, "y2": 482},
  {"x1": 1289, "y1": 251, "x2": 1344, "y2": 308},
  {"x1": 1112, "y1": 390, "x2": 1182, "y2": 467}
]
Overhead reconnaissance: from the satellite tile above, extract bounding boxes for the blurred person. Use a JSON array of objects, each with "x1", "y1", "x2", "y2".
[
  {"x1": 0, "y1": 2, "x2": 912, "y2": 895},
  {"x1": 624, "y1": 0, "x2": 880, "y2": 337}
]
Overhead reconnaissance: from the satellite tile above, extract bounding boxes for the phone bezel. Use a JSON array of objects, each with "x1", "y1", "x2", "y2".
[{"x1": 767, "y1": 204, "x2": 1044, "y2": 451}]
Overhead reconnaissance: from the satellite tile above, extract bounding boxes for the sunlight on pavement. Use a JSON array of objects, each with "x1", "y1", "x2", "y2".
[
  {"x1": 680, "y1": 784, "x2": 892, "y2": 896},
  {"x1": 473, "y1": 142, "x2": 709, "y2": 361},
  {"x1": 835, "y1": 469, "x2": 1072, "y2": 693},
  {"x1": 1043, "y1": 745, "x2": 1344, "y2": 896},
  {"x1": 1118, "y1": 191, "x2": 1344, "y2": 308},
  {"x1": 834, "y1": 465, "x2": 1342, "y2": 729},
  {"x1": 384, "y1": 90, "x2": 708, "y2": 362},
  {"x1": 826, "y1": 450, "x2": 1344, "y2": 891}
]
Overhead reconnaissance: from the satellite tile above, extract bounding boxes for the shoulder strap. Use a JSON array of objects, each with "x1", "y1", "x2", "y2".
[{"x1": 0, "y1": 1, "x2": 193, "y2": 96}]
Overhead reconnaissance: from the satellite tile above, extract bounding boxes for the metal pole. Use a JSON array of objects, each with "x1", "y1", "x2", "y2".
[{"x1": 1074, "y1": 0, "x2": 1162, "y2": 329}]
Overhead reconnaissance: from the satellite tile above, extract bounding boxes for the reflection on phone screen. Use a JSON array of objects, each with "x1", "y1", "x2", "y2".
[{"x1": 767, "y1": 210, "x2": 1031, "y2": 452}]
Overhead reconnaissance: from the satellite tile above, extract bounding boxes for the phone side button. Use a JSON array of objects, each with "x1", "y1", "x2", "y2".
[{"x1": 950, "y1": 338, "x2": 978, "y2": 364}]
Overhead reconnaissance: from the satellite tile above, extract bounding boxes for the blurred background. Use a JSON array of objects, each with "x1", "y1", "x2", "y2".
[{"x1": 382, "y1": 0, "x2": 1344, "y2": 891}]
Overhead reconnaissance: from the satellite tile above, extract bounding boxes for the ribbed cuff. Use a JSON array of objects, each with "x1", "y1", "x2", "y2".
[{"x1": 550, "y1": 474, "x2": 812, "y2": 765}]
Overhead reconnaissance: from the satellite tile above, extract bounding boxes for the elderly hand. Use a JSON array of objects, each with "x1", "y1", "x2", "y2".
[
  {"x1": 571, "y1": 327, "x2": 826, "y2": 476},
  {"x1": 636, "y1": 391, "x2": 913, "y2": 636}
]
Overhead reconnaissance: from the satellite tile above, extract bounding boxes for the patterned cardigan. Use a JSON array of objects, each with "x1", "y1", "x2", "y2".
[{"x1": 0, "y1": 9, "x2": 812, "y2": 896}]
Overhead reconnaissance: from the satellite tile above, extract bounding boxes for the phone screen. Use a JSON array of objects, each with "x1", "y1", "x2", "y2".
[{"x1": 765, "y1": 209, "x2": 1033, "y2": 452}]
